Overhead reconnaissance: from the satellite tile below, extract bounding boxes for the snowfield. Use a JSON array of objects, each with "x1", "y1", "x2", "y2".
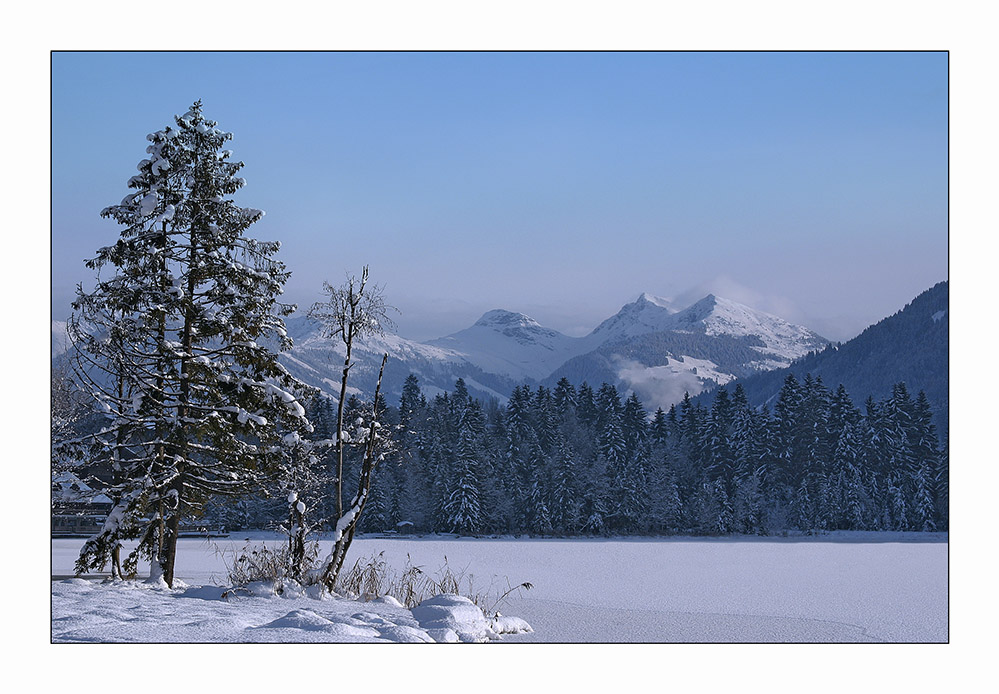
[{"x1": 51, "y1": 533, "x2": 947, "y2": 643}]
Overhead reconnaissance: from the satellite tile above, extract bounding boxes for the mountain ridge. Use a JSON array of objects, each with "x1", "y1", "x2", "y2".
[
  {"x1": 61, "y1": 288, "x2": 929, "y2": 415},
  {"x1": 278, "y1": 292, "x2": 831, "y2": 407},
  {"x1": 693, "y1": 281, "x2": 949, "y2": 435}
]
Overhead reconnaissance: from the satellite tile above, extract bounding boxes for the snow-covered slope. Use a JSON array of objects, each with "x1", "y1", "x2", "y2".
[
  {"x1": 278, "y1": 316, "x2": 520, "y2": 404},
  {"x1": 59, "y1": 291, "x2": 828, "y2": 410},
  {"x1": 547, "y1": 293, "x2": 829, "y2": 410},
  {"x1": 666, "y1": 294, "x2": 828, "y2": 366},
  {"x1": 426, "y1": 309, "x2": 586, "y2": 381},
  {"x1": 584, "y1": 292, "x2": 680, "y2": 346}
]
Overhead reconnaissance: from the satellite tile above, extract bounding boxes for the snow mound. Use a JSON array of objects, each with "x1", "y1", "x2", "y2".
[
  {"x1": 370, "y1": 595, "x2": 404, "y2": 608},
  {"x1": 491, "y1": 614, "x2": 534, "y2": 635},
  {"x1": 180, "y1": 585, "x2": 228, "y2": 601},
  {"x1": 411, "y1": 594, "x2": 500, "y2": 643},
  {"x1": 257, "y1": 609, "x2": 381, "y2": 639},
  {"x1": 376, "y1": 624, "x2": 437, "y2": 643}
]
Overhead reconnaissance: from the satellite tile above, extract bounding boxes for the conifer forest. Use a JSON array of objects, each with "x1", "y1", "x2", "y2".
[{"x1": 210, "y1": 372, "x2": 947, "y2": 538}]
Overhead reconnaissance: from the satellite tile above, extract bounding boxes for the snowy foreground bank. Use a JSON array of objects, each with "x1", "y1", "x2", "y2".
[
  {"x1": 52, "y1": 533, "x2": 947, "y2": 643},
  {"x1": 51, "y1": 578, "x2": 530, "y2": 643}
]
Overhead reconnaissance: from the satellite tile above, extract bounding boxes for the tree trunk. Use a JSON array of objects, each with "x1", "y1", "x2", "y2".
[
  {"x1": 161, "y1": 472, "x2": 184, "y2": 587},
  {"x1": 152, "y1": 218, "x2": 170, "y2": 581},
  {"x1": 322, "y1": 353, "x2": 387, "y2": 590},
  {"x1": 335, "y1": 323, "x2": 354, "y2": 522},
  {"x1": 289, "y1": 500, "x2": 305, "y2": 581},
  {"x1": 163, "y1": 194, "x2": 199, "y2": 589}
]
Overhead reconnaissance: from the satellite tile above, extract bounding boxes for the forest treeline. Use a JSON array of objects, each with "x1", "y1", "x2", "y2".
[{"x1": 207, "y1": 372, "x2": 948, "y2": 537}]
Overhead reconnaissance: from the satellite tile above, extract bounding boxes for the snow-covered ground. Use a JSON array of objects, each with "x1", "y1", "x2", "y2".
[
  {"x1": 51, "y1": 532, "x2": 946, "y2": 643},
  {"x1": 51, "y1": 577, "x2": 529, "y2": 643}
]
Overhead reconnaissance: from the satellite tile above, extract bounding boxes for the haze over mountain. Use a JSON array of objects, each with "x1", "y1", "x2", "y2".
[{"x1": 54, "y1": 282, "x2": 948, "y2": 434}]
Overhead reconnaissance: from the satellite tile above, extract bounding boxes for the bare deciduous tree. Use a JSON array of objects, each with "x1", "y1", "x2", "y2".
[{"x1": 306, "y1": 266, "x2": 397, "y2": 589}]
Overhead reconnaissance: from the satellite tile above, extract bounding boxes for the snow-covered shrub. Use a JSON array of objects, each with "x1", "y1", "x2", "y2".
[
  {"x1": 218, "y1": 544, "x2": 532, "y2": 617},
  {"x1": 334, "y1": 550, "x2": 390, "y2": 600},
  {"x1": 332, "y1": 552, "x2": 531, "y2": 615},
  {"x1": 220, "y1": 541, "x2": 323, "y2": 597}
]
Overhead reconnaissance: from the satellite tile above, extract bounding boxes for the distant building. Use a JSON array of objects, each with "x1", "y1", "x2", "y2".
[
  {"x1": 396, "y1": 520, "x2": 416, "y2": 535},
  {"x1": 52, "y1": 471, "x2": 112, "y2": 537}
]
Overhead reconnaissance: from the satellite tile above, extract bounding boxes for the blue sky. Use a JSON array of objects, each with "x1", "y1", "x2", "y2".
[{"x1": 52, "y1": 51, "x2": 947, "y2": 341}]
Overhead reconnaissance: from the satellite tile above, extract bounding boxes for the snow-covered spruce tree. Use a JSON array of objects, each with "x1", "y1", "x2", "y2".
[
  {"x1": 70, "y1": 102, "x2": 311, "y2": 587},
  {"x1": 548, "y1": 437, "x2": 580, "y2": 534},
  {"x1": 442, "y1": 427, "x2": 485, "y2": 535}
]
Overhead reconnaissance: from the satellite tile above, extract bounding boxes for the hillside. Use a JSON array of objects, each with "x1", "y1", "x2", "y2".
[{"x1": 697, "y1": 281, "x2": 949, "y2": 435}]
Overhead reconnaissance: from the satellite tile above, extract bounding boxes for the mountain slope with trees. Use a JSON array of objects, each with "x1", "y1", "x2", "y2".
[{"x1": 697, "y1": 282, "x2": 949, "y2": 436}]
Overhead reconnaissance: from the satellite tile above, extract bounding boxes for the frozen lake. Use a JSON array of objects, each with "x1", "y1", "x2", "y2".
[{"x1": 51, "y1": 533, "x2": 948, "y2": 642}]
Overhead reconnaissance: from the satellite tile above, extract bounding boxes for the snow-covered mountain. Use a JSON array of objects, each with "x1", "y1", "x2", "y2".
[
  {"x1": 276, "y1": 315, "x2": 521, "y2": 404},
  {"x1": 54, "y1": 292, "x2": 829, "y2": 410},
  {"x1": 546, "y1": 294, "x2": 829, "y2": 409},
  {"x1": 276, "y1": 293, "x2": 828, "y2": 410},
  {"x1": 663, "y1": 294, "x2": 828, "y2": 366},
  {"x1": 426, "y1": 309, "x2": 586, "y2": 382},
  {"x1": 584, "y1": 292, "x2": 680, "y2": 346}
]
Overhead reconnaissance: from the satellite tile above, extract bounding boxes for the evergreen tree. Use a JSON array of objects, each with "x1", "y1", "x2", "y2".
[
  {"x1": 692, "y1": 479, "x2": 732, "y2": 535},
  {"x1": 552, "y1": 377, "x2": 578, "y2": 417},
  {"x1": 395, "y1": 373, "x2": 431, "y2": 529},
  {"x1": 399, "y1": 374, "x2": 423, "y2": 431},
  {"x1": 674, "y1": 392, "x2": 706, "y2": 508},
  {"x1": 935, "y1": 432, "x2": 949, "y2": 530},
  {"x1": 548, "y1": 437, "x2": 580, "y2": 534},
  {"x1": 883, "y1": 383, "x2": 916, "y2": 530},
  {"x1": 606, "y1": 450, "x2": 648, "y2": 534},
  {"x1": 621, "y1": 392, "x2": 648, "y2": 461},
  {"x1": 801, "y1": 375, "x2": 834, "y2": 530},
  {"x1": 910, "y1": 391, "x2": 941, "y2": 531},
  {"x1": 772, "y1": 373, "x2": 805, "y2": 489},
  {"x1": 527, "y1": 464, "x2": 554, "y2": 535},
  {"x1": 730, "y1": 469, "x2": 762, "y2": 534},
  {"x1": 533, "y1": 386, "x2": 559, "y2": 456},
  {"x1": 441, "y1": 427, "x2": 484, "y2": 534},
  {"x1": 832, "y1": 420, "x2": 868, "y2": 530},
  {"x1": 70, "y1": 102, "x2": 310, "y2": 586},
  {"x1": 576, "y1": 382, "x2": 598, "y2": 430},
  {"x1": 596, "y1": 383, "x2": 626, "y2": 469},
  {"x1": 503, "y1": 385, "x2": 541, "y2": 532},
  {"x1": 654, "y1": 470, "x2": 684, "y2": 534},
  {"x1": 650, "y1": 407, "x2": 670, "y2": 449},
  {"x1": 703, "y1": 387, "x2": 736, "y2": 493}
]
